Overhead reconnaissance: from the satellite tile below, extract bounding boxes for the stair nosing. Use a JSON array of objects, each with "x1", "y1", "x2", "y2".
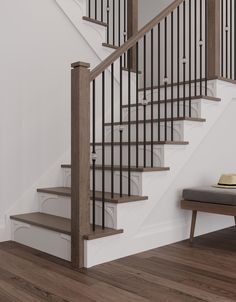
[
  {"x1": 122, "y1": 96, "x2": 221, "y2": 109},
  {"x1": 10, "y1": 212, "x2": 123, "y2": 240},
  {"x1": 37, "y1": 187, "x2": 148, "y2": 204},
  {"x1": 104, "y1": 117, "x2": 206, "y2": 127},
  {"x1": 82, "y1": 16, "x2": 108, "y2": 27}
]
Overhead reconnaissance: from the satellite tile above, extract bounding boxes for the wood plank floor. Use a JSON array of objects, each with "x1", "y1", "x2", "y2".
[{"x1": 0, "y1": 227, "x2": 235, "y2": 301}]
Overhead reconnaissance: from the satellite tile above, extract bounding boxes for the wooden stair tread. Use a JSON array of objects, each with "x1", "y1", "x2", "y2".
[
  {"x1": 91, "y1": 141, "x2": 189, "y2": 146},
  {"x1": 122, "y1": 96, "x2": 221, "y2": 109},
  {"x1": 82, "y1": 16, "x2": 107, "y2": 27},
  {"x1": 10, "y1": 213, "x2": 123, "y2": 240},
  {"x1": 61, "y1": 164, "x2": 170, "y2": 172},
  {"x1": 105, "y1": 117, "x2": 206, "y2": 127},
  {"x1": 37, "y1": 187, "x2": 148, "y2": 203}
]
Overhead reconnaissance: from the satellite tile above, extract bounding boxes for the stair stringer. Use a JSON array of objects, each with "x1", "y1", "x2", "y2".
[{"x1": 85, "y1": 79, "x2": 236, "y2": 267}]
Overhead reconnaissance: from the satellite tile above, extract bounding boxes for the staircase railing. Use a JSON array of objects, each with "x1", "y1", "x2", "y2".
[
  {"x1": 86, "y1": 0, "x2": 138, "y2": 53},
  {"x1": 71, "y1": 0, "x2": 229, "y2": 268}
]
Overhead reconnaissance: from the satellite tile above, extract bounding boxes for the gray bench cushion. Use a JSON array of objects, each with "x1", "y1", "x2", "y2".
[{"x1": 183, "y1": 186, "x2": 236, "y2": 206}]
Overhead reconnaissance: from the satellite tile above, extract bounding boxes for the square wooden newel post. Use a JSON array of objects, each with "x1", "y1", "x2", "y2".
[
  {"x1": 206, "y1": 0, "x2": 221, "y2": 79},
  {"x1": 71, "y1": 61, "x2": 91, "y2": 269},
  {"x1": 127, "y1": 0, "x2": 138, "y2": 70}
]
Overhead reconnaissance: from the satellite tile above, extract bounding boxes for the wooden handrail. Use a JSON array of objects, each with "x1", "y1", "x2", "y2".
[{"x1": 90, "y1": 0, "x2": 184, "y2": 81}]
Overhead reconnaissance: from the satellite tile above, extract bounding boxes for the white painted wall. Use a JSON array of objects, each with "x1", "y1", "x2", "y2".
[{"x1": 0, "y1": 0, "x2": 99, "y2": 240}]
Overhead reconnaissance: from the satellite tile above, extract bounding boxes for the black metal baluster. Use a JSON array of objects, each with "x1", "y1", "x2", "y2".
[
  {"x1": 128, "y1": 49, "x2": 131, "y2": 195},
  {"x1": 102, "y1": 71, "x2": 105, "y2": 229},
  {"x1": 113, "y1": 0, "x2": 115, "y2": 46},
  {"x1": 225, "y1": 0, "x2": 228, "y2": 78},
  {"x1": 88, "y1": 0, "x2": 91, "y2": 18},
  {"x1": 118, "y1": 0, "x2": 121, "y2": 46},
  {"x1": 136, "y1": 42, "x2": 139, "y2": 168},
  {"x1": 205, "y1": 0, "x2": 208, "y2": 95},
  {"x1": 230, "y1": 0, "x2": 232, "y2": 78},
  {"x1": 171, "y1": 13, "x2": 174, "y2": 140},
  {"x1": 92, "y1": 80, "x2": 96, "y2": 231},
  {"x1": 111, "y1": 63, "x2": 114, "y2": 198},
  {"x1": 177, "y1": 6, "x2": 180, "y2": 117},
  {"x1": 151, "y1": 29, "x2": 154, "y2": 165},
  {"x1": 194, "y1": 0, "x2": 197, "y2": 96},
  {"x1": 221, "y1": 0, "x2": 224, "y2": 76},
  {"x1": 183, "y1": 2, "x2": 186, "y2": 117},
  {"x1": 101, "y1": 0, "x2": 104, "y2": 22},
  {"x1": 189, "y1": 0, "x2": 192, "y2": 117},
  {"x1": 143, "y1": 35, "x2": 147, "y2": 166},
  {"x1": 107, "y1": 0, "x2": 110, "y2": 44},
  {"x1": 95, "y1": 0, "x2": 97, "y2": 20},
  {"x1": 120, "y1": 56, "x2": 123, "y2": 197},
  {"x1": 235, "y1": 0, "x2": 236, "y2": 79},
  {"x1": 199, "y1": 0, "x2": 203, "y2": 95},
  {"x1": 124, "y1": 0, "x2": 127, "y2": 67},
  {"x1": 164, "y1": 17, "x2": 168, "y2": 140},
  {"x1": 158, "y1": 23, "x2": 161, "y2": 141}
]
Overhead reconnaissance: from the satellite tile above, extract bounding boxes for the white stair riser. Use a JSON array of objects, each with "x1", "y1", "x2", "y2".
[
  {"x1": 105, "y1": 121, "x2": 184, "y2": 142},
  {"x1": 122, "y1": 101, "x2": 200, "y2": 121},
  {"x1": 90, "y1": 145, "x2": 164, "y2": 167},
  {"x1": 11, "y1": 220, "x2": 71, "y2": 261},
  {"x1": 38, "y1": 193, "x2": 118, "y2": 229},
  {"x1": 63, "y1": 168, "x2": 143, "y2": 195}
]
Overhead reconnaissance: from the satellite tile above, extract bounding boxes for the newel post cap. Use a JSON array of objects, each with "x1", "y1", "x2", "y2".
[{"x1": 71, "y1": 61, "x2": 90, "y2": 69}]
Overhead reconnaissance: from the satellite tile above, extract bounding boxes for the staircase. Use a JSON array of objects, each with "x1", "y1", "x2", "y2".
[{"x1": 10, "y1": 0, "x2": 236, "y2": 268}]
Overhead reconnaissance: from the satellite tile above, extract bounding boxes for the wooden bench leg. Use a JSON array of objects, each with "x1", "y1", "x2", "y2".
[
  {"x1": 190, "y1": 210, "x2": 197, "y2": 243},
  {"x1": 234, "y1": 216, "x2": 236, "y2": 226}
]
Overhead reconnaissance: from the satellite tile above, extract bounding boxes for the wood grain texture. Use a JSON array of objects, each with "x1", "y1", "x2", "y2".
[
  {"x1": 206, "y1": 0, "x2": 221, "y2": 78},
  {"x1": 0, "y1": 227, "x2": 235, "y2": 301},
  {"x1": 71, "y1": 63, "x2": 91, "y2": 268},
  {"x1": 10, "y1": 213, "x2": 123, "y2": 240}
]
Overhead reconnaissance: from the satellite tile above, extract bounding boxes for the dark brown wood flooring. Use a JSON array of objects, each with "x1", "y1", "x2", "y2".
[{"x1": 0, "y1": 227, "x2": 235, "y2": 301}]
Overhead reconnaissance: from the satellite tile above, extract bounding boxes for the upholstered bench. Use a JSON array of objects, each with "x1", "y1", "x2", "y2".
[{"x1": 181, "y1": 186, "x2": 236, "y2": 242}]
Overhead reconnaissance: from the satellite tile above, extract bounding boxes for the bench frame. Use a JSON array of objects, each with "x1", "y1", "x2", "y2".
[{"x1": 181, "y1": 200, "x2": 236, "y2": 242}]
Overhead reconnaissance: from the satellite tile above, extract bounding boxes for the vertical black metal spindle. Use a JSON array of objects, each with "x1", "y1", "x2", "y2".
[
  {"x1": 183, "y1": 2, "x2": 186, "y2": 117},
  {"x1": 171, "y1": 13, "x2": 174, "y2": 140},
  {"x1": 101, "y1": 0, "x2": 104, "y2": 22},
  {"x1": 102, "y1": 72, "x2": 105, "y2": 229},
  {"x1": 118, "y1": 0, "x2": 121, "y2": 46},
  {"x1": 221, "y1": 0, "x2": 224, "y2": 77},
  {"x1": 199, "y1": 0, "x2": 203, "y2": 95},
  {"x1": 119, "y1": 56, "x2": 123, "y2": 197},
  {"x1": 225, "y1": 0, "x2": 228, "y2": 78},
  {"x1": 158, "y1": 23, "x2": 161, "y2": 141},
  {"x1": 107, "y1": 0, "x2": 110, "y2": 44},
  {"x1": 205, "y1": 0, "x2": 208, "y2": 95},
  {"x1": 143, "y1": 35, "x2": 147, "y2": 167},
  {"x1": 92, "y1": 80, "x2": 96, "y2": 231},
  {"x1": 234, "y1": 0, "x2": 236, "y2": 79},
  {"x1": 88, "y1": 0, "x2": 91, "y2": 18},
  {"x1": 171, "y1": 13, "x2": 175, "y2": 138},
  {"x1": 111, "y1": 63, "x2": 114, "y2": 198},
  {"x1": 177, "y1": 6, "x2": 180, "y2": 117},
  {"x1": 136, "y1": 42, "x2": 139, "y2": 168},
  {"x1": 113, "y1": 0, "x2": 115, "y2": 46},
  {"x1": 124, "y1": 0, "x2": 127, "y2": 67},
  {"x1": 230, "y1": 0, "x2": 232, "y2": 78},
  {"x1": 95, "y1": 0, "x2": 97, "y2": 20},
  {"x1": 194, "y1": 0, "x2": 197, "y2": 96},
  {"x1": 189, "y1": 0, "x2": 192, "y2": 117},
  {"x1": 128, "y1": 49, "x2": 131, "y2": 195},
  {"x1": 164, "y1": 17, "x2": 168, "y2": 140},
  {"x1": 151, "y1": 29, "x2": 154, "y2": 166}
]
